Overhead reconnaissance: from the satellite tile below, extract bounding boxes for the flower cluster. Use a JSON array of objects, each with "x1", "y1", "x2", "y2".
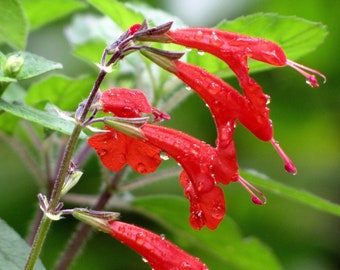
[{"x1": 85, "y1": 21, "x2": 325, "y2": 269}]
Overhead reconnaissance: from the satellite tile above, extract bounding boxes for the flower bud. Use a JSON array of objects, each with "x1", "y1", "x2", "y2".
[{"x1": 4, "y1": 54, "x2": 24, "y2": 77}]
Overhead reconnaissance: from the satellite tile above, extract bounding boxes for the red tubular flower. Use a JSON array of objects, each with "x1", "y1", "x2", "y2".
[
  {"x1": 88, "y1": 129, "x2": 162, "y2": 174},
  {"x1": 165, "y1": 28, "x2": 326, "y2": 88},
  {"x1": 95, "y1": 122, "x2": 227, "y2": 230},
  {"x1": 99, "y1": 88, "x2": 153, "y2": 117},
  {"x1": 88, "y1": 88, "x2": 163, "y2": 174},
  {"x1": 109, "y1": 221, "x2": 208, "y2": 270}
]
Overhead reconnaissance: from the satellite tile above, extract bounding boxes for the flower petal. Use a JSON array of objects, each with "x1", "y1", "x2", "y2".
[
  {"x1": 101, "y1": 88, "x2": 153, "y2": 117},
  {"x1": 88, "y1": 128, "x2": 161, "y2": 174},
  {"x1": 109, "y1": 221, "x2": 209, "y2": 270}
]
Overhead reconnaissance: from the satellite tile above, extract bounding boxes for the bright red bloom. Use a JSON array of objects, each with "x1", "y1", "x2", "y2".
[
  {"x1": 165, "y1": 28, "x2": 326, "y2": 88},
  {"x1": 88, "y1": 88, "x2": 163, "y2": 174},
  {"x1": 109, "y1": 221, "x2": 208, "y2": 270},
  {"x1": 140, "y1": 124, "x2": 227, "y2": 229},
  {"x1": 99, "y1": 88, "x2": 153, "y2": 117},
  {"x1": 88, "y1": 129, "x2": 162, "y2": 174}
]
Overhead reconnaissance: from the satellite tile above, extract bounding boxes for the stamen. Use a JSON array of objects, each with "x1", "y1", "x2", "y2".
[
  {"x1": 270, "y1": 138, "x2": 297, "y2": 174},
  {"x1": 238, "y1": 176, "x2": 267, "y2": 205},
  {"x1": 152, "y1": 108, "x2": 171, "y2": 122},
  {"x1": 286, "y1": 59, "x2": 326, "y2": 88}
]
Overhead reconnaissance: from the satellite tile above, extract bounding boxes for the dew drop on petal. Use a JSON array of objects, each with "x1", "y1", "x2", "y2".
[
  {"x1": 136, "y1": 163, "x2": 147, "y2": 174},
  {"x1": 142, "y1": 257, "x2": 148, "y2": 263},
  {"x1": 180, "y1": 261, "x2": 192, "y2": 269},
  {"x1": 210, "y1": 31, "x2": 223, "y2": 46},
  {"x1": 185, "y1": 86, "x2": 192, "y2": 91},
  {"x1": 194, "y1": 30, "x2": 203, "y2": 41},
  {"x1": 98, "y1": 150, "x2": 107, "y2": 157},
  {"x1": 135, "y1": 231, "x2": 146, "y2": 245},
  {"x1": 208, "y1": 82, "x2": 222, "y2": 95},
  {"x1": 160, "y1": 233, "x2": 165, "y2": 240},
  {"x1": 185, "y1": 47, "x2": 192, "y2": 52}
]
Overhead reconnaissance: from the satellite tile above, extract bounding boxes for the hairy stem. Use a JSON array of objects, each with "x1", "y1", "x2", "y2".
[{"x1": 54, "y1": 170, "x2": 125, "y2": 270}]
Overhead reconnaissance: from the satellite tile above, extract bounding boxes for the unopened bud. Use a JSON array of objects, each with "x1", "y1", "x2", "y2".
[
  {"x1": 104, "y1": 116, "x2": 147, "y2": 140},
  {"x1": 73, "y1": 208, "x2": 120, "y2": 233},
  {"x1": 4, "y1": 54, "x2": 24, "y2": 77}
]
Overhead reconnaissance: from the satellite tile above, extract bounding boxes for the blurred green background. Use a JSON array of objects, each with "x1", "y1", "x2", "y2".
[{"x1": 0, "y1": 0, "x2": 339, "y2": 269}]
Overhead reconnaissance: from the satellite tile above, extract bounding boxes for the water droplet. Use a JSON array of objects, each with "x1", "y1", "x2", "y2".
[
  {"x1": 185, "y1": 86, "x2": 192, "y2": 91},
  {"x1": 142, "y1": 257, "x2": 148, "y2": 263},
  {"x1": 265, "y1": 94, "x2": 271, "y2": 105},
  {"x1": 99, "y1": 150, "x2": 107, "y2": 156},
  {"x1": 197, "y1": 50, "x2": 205, "y2": 56},
  {"x1": 208, "y1": 82, "x2": 222, "y2": 95},
  {"x1": 185, "y1": 47, "x2": 192, "y2": 52},
  {"x1": 210, "y1": 31, "x2": 223, "y2": 46},
  {"x1": 136, "y1": 163, "x2": 147, "y2": 174},
  {"x1": 211, "y1": 202, "x2": 224, "y2": 219},
  {"x1": 194, "y1": 30, "x2": 203, "y2": 41},
  {"x1": 135, "y1": 231, "x2": 146, "y2": 245},
  {"x1": 180, "y1": 261, "x2": 192, "y2": 269},
  {"x1": 160, "y1": 233, "x2": 165, "y2": 240}
]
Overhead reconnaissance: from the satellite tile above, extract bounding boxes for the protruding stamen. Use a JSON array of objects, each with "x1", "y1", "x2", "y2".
[
  {"x1": 152, "y1": 108, "x2": 171, "y2": 122},
  {"x1": 238, "y1": 176, "x2": 267, "y2": 205},
  {"x1": 270, "y1": 138, "x2": 297, "y2": 174},
  {"x1": 286, "y1": 59, "x2": 326, "y2": 88}
]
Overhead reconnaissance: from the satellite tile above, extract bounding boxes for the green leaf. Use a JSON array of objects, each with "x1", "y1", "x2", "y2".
[
  {"x1": 188, "y1": 13, "x2": 328, "y2": 77},
  {"x1": 25, "y1": 75, "x2": 95, "y2": 111},
  {"x1": 7, "y1": 51, "x2": 63, "y2": 80},
  {"x1": 0, "y1": 0, "x2": 28, "y2": 49},
  {"x1": 86, "y1": 0, "x2": 145, "y2": 31},
  {"x1": 0, "y1": 98, "x2": 86, "y2": 138},
  {"x1": 132, "y1": 196, "x2": 282, "y2": 270},
  {"x1": 242, "y1": 170, "x2": 340, "y2": 217},
  {"x1": 0, "y1": 218, "x2": 45, "y2": 270},
  {"x1": 21, "y1": 0, "x2": 86, "y2": 30}
]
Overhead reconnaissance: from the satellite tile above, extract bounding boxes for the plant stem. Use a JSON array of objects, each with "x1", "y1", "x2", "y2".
[
  {"x1": 54, "y1": 170, "x2": 125, "y2": 270},
  {"x1": 25, "y1": 216, "x2": 52, "y2": 270},
  {"x1": 24, "y1": 46, "x2": 123, "y2": 270}
]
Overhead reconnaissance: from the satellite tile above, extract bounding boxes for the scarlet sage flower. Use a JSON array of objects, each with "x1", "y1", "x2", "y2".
[
  {"x1": 88, "y1": 88, "x2": 163, "y2": 174},
  {"x1": 92, "y1": 122, "x2": 228, "y2": 230},
  {"x1": 109, "y1": 221, "x2": 209, "y2": 270},
  {"x1": 140, "y1": 48, "x2": 295, "y2": 174}
]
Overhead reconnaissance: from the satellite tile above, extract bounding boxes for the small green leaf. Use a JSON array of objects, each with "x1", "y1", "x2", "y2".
[
  {"x1": 7, "y1": 51, "x2": 63, "y2": 80},
  {"x1": 0, "y1": 99, "x2": 86, "y2": 138},
  {"x1": 25, "y1": 75, "x2": 95, "y2": 111},
  {"x1": 188, "y1": 13, "x2": 328, "y2": 77},
  {"x1": 132, "y1": 196, "x2": 282, "y2": 270},
  {"x1": 21, "y1": 0, "x2": 86, "y2": 30},
  {"x1": 242, "y1": 170, "x2": 340, "y2": 217},
  {"x1": 0, "y1": 0, "x2": 28, "y2": 49},
  {"x1": 86, "y1": 0, "x2": 145, "y2": 30},
  {"x1": 0, "y1": 218, "x2": 45, "y2": 270}
]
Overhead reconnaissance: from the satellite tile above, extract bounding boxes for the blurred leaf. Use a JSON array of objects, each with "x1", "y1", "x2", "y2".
[
  {"x1": 188, "y1": 13, "x2": 328, "y2": 77},
  {"x1": 25, "y1": 75, "x2": 95, "y2": 111},
  {"x1": 0, "y1": 99, "x2": 86, "y2": 138},
  {"x1": 242, "y1": 170, "x2": 340, "y2": 217},
  {"x1": 86, "y1": 0, "x2": 145, "y2": 30},
  {"x1": 0, "y1": 0, "x2": 28, "y2": 49},
  {"x1": 21, "y1": 0, "x2": 86, "y2": 30},
  {"x1": 6, "y1": 51, "x2": 62, "y2": 80},
  {"x1": 132, "y1": 196, "x2": 282, "y2": 270},
  {"x1": 0, "y1": 218, "x2": 45, "y2": 270}
]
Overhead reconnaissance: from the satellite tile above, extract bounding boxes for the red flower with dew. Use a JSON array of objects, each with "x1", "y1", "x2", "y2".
[
  {"x1": 109, "y1": 221, "x2": 208, "y2": 270},
  {"x1": 91, "y1": 123, "x2": 227, "y2": 230},
  {"x1": 88, "y1": 88, "x2": 163, "y2": 174},
  {"x1": 140, "y1": 47, "x2": 295, "y2": 174},
  {"x1": 72, "y1": 210, "x2": 208, "y2": 270}
]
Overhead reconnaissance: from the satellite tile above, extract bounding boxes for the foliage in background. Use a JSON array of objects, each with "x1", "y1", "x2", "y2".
[{"x1": 0, "y1": 0, "x2": 339, "y2": 269}]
